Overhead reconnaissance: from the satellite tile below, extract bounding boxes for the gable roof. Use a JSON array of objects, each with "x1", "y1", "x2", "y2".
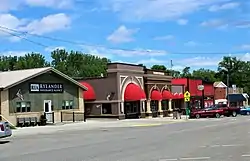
[
  {"x1": 213, "y1": 81, "x2": 227, "y2": 88},
  {"x1": 0, "y1": 67, "x2": 87, "y2": 90}
]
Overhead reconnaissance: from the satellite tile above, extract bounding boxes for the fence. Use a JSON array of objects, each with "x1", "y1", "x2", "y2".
[{"x1": 60, "y1": 111, "x2": 85, "y2": 123}]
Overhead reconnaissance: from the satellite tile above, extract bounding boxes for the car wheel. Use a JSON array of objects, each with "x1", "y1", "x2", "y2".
[
  {"x1": 195, "y1": 114, "x2": 200, "y2": 119},
  {"x1": 247, "y1": 112, "x2": 250, "y2": 115},
  {"x1": 215, "y1": 113, "x2": 220, "y2": 118},
  {"x1": 232, "y1": 111, "x2": 237, "y2": 117}
]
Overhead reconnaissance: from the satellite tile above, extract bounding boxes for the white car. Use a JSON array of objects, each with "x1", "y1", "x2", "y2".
[{"x1": 0, "y1": 122, "x2": 12, "y2": 138}]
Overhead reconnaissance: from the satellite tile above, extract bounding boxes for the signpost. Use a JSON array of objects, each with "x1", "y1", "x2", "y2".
[{"x1": 184, "y1": 91, "x2": 191, "y2": 119}]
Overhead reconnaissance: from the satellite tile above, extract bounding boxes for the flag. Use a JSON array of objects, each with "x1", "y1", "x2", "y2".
[{"x1": 16, "y1": 89, "x2": 24, "y2": 101}]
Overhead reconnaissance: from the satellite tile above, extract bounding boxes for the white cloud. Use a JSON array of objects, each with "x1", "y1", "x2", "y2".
[
  {"x1": 153, "y1": 35, "x2": 174, "y2": 41},
  {"x1": 0, "y1": 13, "x2": 71, "y2": 41},
  {"x1": 241, "y1": 44, "x2": 250, "y2": 50},
  {"x1": 19, "y1": 13, "x2": 71, "y2": 35},
  {"x1": 241, "y1": 53, "x2": 250, "y2": 61},
  {"x1": 102, "y1": 0, "x2": 230, "y2": 22},
  {"x1": 136, "y1": 58, "x2": 166, "y2": 65},
  {"x1": 0, "y1": 0, "x2": 20, "y2": 12},
  {"x1": 45, "y1": 46, "x2": 65, "y2": 52},
  {"x1": 181, "y1": 56, "x2": 221, "y2": 66},
  {"x1": 184, "y1": 41, "x2": 198, "y2": 47},
  {"x1": 107, "y1": 25, "x2": 138, "y2": 44},
  {"x1": 81, "y1": 45, "x2": 167, "y2": 58},
  {"x1": 0, "y1": 51, "x2": 29, "y2": 56},
  {"x1": 25, "y1": 0, "x2": 74, "y2": 9},
  {"x1": 200, "y1": 19, "x2": 229, "y2": 29},
  {"x1": 208, "y1": 2, "x2": 239, "y2": 12},
  {"x1": 177, "y1": 19, "x2": 188, "y2": 25}
]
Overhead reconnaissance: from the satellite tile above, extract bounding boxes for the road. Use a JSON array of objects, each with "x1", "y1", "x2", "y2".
[{"x1": 1, "y1": 116, "x2": 250, "y2": 161}]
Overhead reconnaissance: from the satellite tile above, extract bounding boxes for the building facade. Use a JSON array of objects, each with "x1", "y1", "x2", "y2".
[
  {"x1": 77, "y1": 63, "x2": 183, "y2": 119},
  {"x1": 0, "y1": 67, "x2": 86, "y2": 126}
]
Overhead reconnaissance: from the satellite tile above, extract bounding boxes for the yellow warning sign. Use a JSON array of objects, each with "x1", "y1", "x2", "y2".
[
  {"x1": 184, "y1": 97, "x2": 190, "y2": 102},
  {"x1": 184, "y1": 91, "x2": 190, "y2": 98}
]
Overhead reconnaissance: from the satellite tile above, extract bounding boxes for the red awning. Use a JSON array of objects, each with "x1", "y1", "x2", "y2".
[
  {"x1": 80, "y1": 82, "x2": 96, "y2": 101},
  {"x1": 150, "y1": 90, "x2": 162, "y2": 101},
  {"x1": 172, "y1": 93, "x2": 179, "y2": 99},
  {"x1": 178, "y1": 93, "x2": 184, "y2": 99},
  {"x1": 124, "y1": 83, "x2": 146, "y2": 101},
  {"x1": 162, "y1": 90, "x2": 172, "y2": 100}
]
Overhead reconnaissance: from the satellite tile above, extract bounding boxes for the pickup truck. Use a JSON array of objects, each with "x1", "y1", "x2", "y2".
[
  {"x1": 213, "y1": 104, "x2": 241, "y2": 117},
  {"x1": 0, "y1": 121, "x2": 12, "y2": 138}
]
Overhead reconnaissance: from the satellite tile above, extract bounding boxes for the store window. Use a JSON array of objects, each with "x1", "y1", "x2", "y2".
[
  {"x1": 162, "y1": 100, "x2": 169, "y2": 110},
  {"x1": 62, "y1": 100, "x2": 74, "y2": 109},
  {"x1": 102, "y1": 103, "x2": 112, "y2": 114},
  {"x1": 16, "y1": 101, "x2": 31, "y2": 113}
]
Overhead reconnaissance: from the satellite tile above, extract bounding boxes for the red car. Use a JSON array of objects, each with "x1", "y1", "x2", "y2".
[
  {"x1": 190, "y1": 107, "x2": 224, "y2": 119},
  {"x1": 213, "y1": 104, "x2": 240, "y2": 117}
]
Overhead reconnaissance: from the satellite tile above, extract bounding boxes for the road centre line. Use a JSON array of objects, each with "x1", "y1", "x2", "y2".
[
  {"x1": 180, "y1": 157, "x2": 211, "y2": 160},
  {"x1": 242, "y1": 154, "x2": 250, "y2": 157}
]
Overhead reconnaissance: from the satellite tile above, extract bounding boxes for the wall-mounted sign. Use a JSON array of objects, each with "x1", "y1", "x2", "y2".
[
  {"x1": 29, "y1": 83, "x2": 64, "y2": 93},
  {"x1": 153, "y1": 71, "x2": 165, "y2": 75}
]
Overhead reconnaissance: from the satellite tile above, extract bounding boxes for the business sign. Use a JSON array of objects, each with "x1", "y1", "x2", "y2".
[{"x1": 29, "y1": 83, "x2": 64, "y2": 93}]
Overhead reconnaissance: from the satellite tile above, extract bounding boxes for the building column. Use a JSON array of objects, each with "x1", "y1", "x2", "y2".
[
  {"x1": 169, "y1": 99, "x2": 173, "y2": 111},
  {"x1": 118, "y1": 101, "x2": 125, "y2": 120},
  {"x1": 158, "y1": 100, "x2": 163, "y2": 117},
  {"x1": 140, "y1": 100, "x2": 146, "y2": 118},
  {"x1": 146, "y1": 100, "x2": 152, "y2": 118}
]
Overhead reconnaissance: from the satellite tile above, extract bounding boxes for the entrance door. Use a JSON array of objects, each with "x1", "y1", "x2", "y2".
[{"x1": 44, "y1": 100, "x2": 53, "y2": 123}]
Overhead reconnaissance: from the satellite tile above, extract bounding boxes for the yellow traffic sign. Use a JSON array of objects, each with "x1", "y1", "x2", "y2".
[
  {"x1": 184, "y1": 97, "x2": 190, "y2": 102},
  {"x1": 184, "y1": 91, "x2": 190, "y2": 98}
]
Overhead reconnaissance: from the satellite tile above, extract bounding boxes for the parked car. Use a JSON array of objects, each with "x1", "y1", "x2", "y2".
[
  {"x1": 0, "y1": 121, "x2": 12, "y2": 138},
  {"x1": 214, "y1": 104, "x2": 241, "y2": 117},
  {"x1": 190, "y1": 107, "x2": 224, "y2": 119},
  {"x1": 240, "y1": 106, "x2": 250, "y2": 115}
]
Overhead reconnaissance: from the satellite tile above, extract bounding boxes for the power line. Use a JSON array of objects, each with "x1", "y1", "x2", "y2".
[
  {"x1": 0, "y1": 28, "x2": 49, "y2": 48},
  {"x1": 0, "y1": 25, "x2": 249, "y2": 55}
]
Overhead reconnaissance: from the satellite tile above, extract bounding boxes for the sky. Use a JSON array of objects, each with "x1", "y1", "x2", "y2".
[{"x1": 1, "y1": 0, "x2": 250, "y2": 71}]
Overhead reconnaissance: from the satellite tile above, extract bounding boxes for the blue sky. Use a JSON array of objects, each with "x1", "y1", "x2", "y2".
[{"x1": 1, "y1": 0, "x2": 250, "y2": 71}]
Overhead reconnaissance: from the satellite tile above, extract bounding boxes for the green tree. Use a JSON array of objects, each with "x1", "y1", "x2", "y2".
[
  {"x1": 181, "y1": 66, "x2": 192, "y2": 78},
  {"x1": 51, "y1": 49, "x2": 111, "y2": 78},
  {"x1": 151, "y1": 64, "x2": 167, "y2": 71},
  {"x1": 192, "y1": 68, "x2": 218, "y2": 82},
  {"x1": 217, "y1": 56, "x2": 244, "y2": 87},
  {"x1": 16, "y1": 53, "x2": 50, "y2": 70}
]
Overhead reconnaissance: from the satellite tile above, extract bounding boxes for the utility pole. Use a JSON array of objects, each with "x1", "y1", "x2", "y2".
[{"x1": 170, "y1": 60, "x2": 173, "y2": 77}]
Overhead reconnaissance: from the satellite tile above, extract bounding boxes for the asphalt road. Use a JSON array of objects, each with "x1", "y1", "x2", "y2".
[{"x1": 1, "y1": 116, "x2": 250, "y2": 161}]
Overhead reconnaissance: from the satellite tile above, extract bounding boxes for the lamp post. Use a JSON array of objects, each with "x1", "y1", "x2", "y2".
[
  {"x1": 226, "y1": 72, "x2": 230, "y2": 106},
  {"x1": 198, "y1": 85, "x2": 205, "y2": 108}
]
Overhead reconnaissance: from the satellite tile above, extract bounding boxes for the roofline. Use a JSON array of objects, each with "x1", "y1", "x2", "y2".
[
  {"x1": 108, "y1": 62, "x2": 142, "y2": 67},
  {"x1": 3, "y1": 67, "x2": 88, "y2": 91}
]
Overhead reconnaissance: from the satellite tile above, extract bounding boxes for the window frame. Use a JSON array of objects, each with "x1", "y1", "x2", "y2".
[{"x1": 16, "y1": 101, "x2": 31, "y2": 113}]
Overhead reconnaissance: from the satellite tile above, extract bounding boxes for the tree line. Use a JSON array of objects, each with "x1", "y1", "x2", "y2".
[{"x1": 1, "y1": 49, "x2": 249, "y2": 93}]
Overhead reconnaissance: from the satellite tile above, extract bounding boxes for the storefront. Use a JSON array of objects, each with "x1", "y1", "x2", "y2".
[
  {"x1": 144, "y1": 69, "x2": 172, "y2": 118},
  {"x1": 77, "y1": 63, "x2": 174, "y2": 119},
  {"x1": 171, "y1": 85, "x2": 185, "y2": 113},
  {"x1": 0, "y1": 67, "x2": 87, "y2": 126},
  {"x1": 77, "y1": 63, "x2": 146, "y2": 120}
]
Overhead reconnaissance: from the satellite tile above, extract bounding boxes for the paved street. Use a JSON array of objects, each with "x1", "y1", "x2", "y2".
[{"x1": 1, "y1": 116, "x2": 250, "y2": 161}]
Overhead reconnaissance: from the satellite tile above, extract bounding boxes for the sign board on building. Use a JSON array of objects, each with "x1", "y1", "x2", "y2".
[
  {"x1": 232, "y1": 84, "x2": 236, "y2": 93},
  {"x1": 29, "y1": 83, "x2": 64, "y2": 93},
  {"x1": 197, "y1": 85, "x2": 204, "y2": 91},
  {"x1": 153, "y1": 71, "x2": 165, "y2": 75}
]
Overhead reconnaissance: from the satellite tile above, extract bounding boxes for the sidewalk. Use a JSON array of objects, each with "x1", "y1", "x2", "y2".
[{"x1": 12, "y1": 116, "x2": 189, "y2": 137}]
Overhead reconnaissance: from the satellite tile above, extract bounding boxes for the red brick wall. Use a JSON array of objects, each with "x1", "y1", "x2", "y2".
[{"x1": 214, "y1": 87, "x2": 226, "y2": 100}]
